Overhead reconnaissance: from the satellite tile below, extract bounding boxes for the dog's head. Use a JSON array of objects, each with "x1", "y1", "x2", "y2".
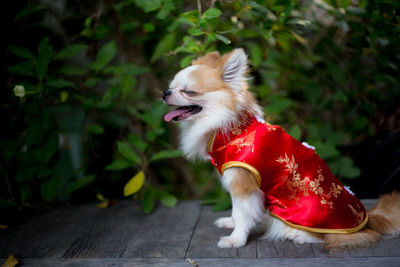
[{"x1": 163, "y1": 49, "x2": 261, "y2": 125}]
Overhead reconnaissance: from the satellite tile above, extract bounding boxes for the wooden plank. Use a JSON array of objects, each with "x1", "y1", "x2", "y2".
[
  {"x1": 311, "y1": 243, "x2": 351, "y2": 258},
  {"x1": 0, "y1": 203, "x2": 100, "y2": 258},
  {"x1": 349, "y1": 237, "x2": 400, "y2": 257},
  {"x1": 122, "y1": 201, "x2": 201, "y2": 258},
  {"x1": 63, "y1": 201, "x2": 145, "y2": 258},
  {"x1": 7, "y1": 258, "x2": 192, "y2": 267},
  {"x1": 195, "y1": 257, "x2": 400, "y2": 267},
  {"x1": 257, "y1": 239, "x2": 315, "y2": 258},
  {"x1": 186, "y1": 207, "x2": 237, "y2": 258},
  {"x1": 186, "y1": 206, "x2": 257, "y2": 258},
  {"x1": 10, "y1": 257, "x2": 400, "y2": 267}
]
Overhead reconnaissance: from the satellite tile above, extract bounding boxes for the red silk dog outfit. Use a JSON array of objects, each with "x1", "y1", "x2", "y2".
[{"x1": 208, "y1": 116, "x2": 368, "y2": 233}]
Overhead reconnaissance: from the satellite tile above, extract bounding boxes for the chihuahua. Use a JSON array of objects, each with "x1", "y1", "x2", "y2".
[{"x1": 163, "y1": 49, "x2": 400, "y2": 249}]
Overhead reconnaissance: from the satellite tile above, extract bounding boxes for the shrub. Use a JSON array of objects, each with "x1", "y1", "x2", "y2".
[{"x1": 2, "y1": 0, "x2": 399, "y2": 212}]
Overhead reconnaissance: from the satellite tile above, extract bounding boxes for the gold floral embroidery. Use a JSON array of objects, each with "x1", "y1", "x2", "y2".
[
  {"x1": 231, "y1": 125, "x2": 242, "y2": 135},
  {"x1": 229, "y1": 130, "x2": 256, "y2": 153},
  {"x1": 276, "y1": 153, "x2": 343, "y2": 209},
  {"x1": 348, "y1": 204, "x2": 364, "y2": 225},
  {"x1": 264, "y1": 123, "x2": 277, "y2": 132},
  {"x1": 274, "y1": 199, "x2": 288, "y2": 209}
]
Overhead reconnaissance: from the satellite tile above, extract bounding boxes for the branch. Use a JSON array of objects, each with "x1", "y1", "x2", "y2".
[{"x1": 197, "y1": 0, "x2": 202, "y2": 17}]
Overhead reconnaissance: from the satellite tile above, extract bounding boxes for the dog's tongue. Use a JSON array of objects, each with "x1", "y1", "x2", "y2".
[{"x1": 164, "y1": 108, "x2": 190, "y2": 122}]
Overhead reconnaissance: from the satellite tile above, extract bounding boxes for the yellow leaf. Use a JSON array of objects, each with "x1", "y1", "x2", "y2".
[
  {"x1": 60, "y1": 90, "x2": 68, "y2": 103},
  {"x1": 0, "y1": 225, "x2": 8, "y2": 230},
  {"x1": 2, "y1": 254, "x2": 18, "y2": 267},
  {"x1": 186, "y1": 258, "x2": 198, "y2": 267},
  {"x1": 96, "y1": 193, "x2": 105, "y2": 201},
  {"x1": 291, "y1": 31, "x2": 308, "y2": 46},
  {"x1": 96, "y1": 199, "x2": 116, "y2": 209},
  {"x1": 96, "y1": 200, "x2": 110, "y2": 208},
  {"x1": 123, "y1": 171, "x2": 145, "y2": 197}
]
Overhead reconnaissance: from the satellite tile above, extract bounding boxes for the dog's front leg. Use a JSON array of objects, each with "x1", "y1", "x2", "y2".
[{"x1": 216, "y1": 167, "x2": 265, "y2": 248}]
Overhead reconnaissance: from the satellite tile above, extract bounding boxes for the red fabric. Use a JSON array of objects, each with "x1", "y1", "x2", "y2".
[{"x1": 208, "y1": 116, "x2": 367, "y2": 233}]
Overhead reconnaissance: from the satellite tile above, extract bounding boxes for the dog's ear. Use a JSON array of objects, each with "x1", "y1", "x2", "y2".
[
  {"x1": 222, "y1": 48, "x2": 248, "y2": 92},
  {"x1": 192, "y1": 52, "x2": 220, "y2": 68}
]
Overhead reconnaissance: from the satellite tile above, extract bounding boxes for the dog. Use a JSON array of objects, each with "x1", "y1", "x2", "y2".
[{"x1": 162, "y1": 48, "x2": 400, "y2": 249}]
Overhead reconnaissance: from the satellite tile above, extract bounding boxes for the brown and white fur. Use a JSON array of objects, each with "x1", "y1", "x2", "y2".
[{"x1": 162, "y1": 48, "x2": 400, "y2": 249}]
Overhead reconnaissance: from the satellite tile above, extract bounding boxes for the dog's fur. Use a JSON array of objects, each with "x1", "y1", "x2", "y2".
[{"x1": 163, "y1": 48, "x2": 400, "y2": 249}]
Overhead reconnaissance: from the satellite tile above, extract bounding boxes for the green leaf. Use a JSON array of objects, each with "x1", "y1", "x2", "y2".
[
  {"x1": 314, "y1": 142, "x2": 340, "y2": 159},
  {"x1": 70, "y1": 175, "x2": 96, "y2": 192},
  {"x1": 104, "y1": 64, "x2": 149, "y2": 76},
  {"x1": 46, "y1": 79, "x2": 75, "y2": 88},
  {"x1": 84, "y1": 77, "x2": 100, "y2": 87},
  {"x1": 180, "y1": 10, "x2": 199, "y2": 26},
  {"x1": 7, "y1": 61, "x2": 35, "y2": 77},
  {"x1": 265, "y1": 98, "x2": 291, "y2": 114},
  {"x1": 156, "y1": 9, "x2": 170, "y2": 20},
  {"x1": 41, "y1": 177, "x2": 59, "y2": 201},
  {"x1": 103, "y1": 86, "x2": 121, "y2": 100},
  {"x1": 134, "y1": 0, "x2": 161, "y2": 12},
  {"x1": 26, "y1": 122, "x2": 43, "y2": 147},
  {"x1": 106, "y1": 159, "x2": 132, "y2": 170},
  {"x1": 8, "y1": 46, "x2": 35, "y2": 60},
  {"x1": 20, "y1": 184, "x2": 31, "y2": 203},
  {"x1": 338, "y1": 157, "x2": 361, "y2": 179},
  {"x1": 215, "y1": 34, "x2": 231, "y2": 44},
  {"x1": 326, "y1": 131, "x2": 345, "y2": 146},
  {"x1": 212, "y1": 195, "x2": 232, "y2": 212},
  {"x1": 346, "y1": 6, "x2": 364, "y2": 15},
  {"x1": 117, "y1": 141, "x2": 141, "y2": 164},
  {"x1": 128, "y1": 133, "x2": 148, "y2": 152},
  {"x1": 124, "y1": 170, "x2": 145, "y2": 196},
  {"x1": 200, "y1": 198, "x2": 219, "y2": 205},
  {"x1": 0, "y1": 199, "x2": 17, "y2": 208},
  {"x1": 180, "y1": 55, "x2": 194, "y2": 68},
  {"x1": 188, "y1": 27, "x2": 203, "y2": 36},
  {"x1": 16, "y1": 166, "x2": 40, "y2": 183},
  {"x1": 38, "y1": 168, "x2": 53, "y2": 179},
  {"x1": 89, "y1": 41, "x2": 117, "y2": 71},
  {"x1": 150, "y1": 149, "x2": 182, "y2": 162},
  {"x1": 36, "y1": 37, "x2": 53, "y2": 81},
  {"x1": 143, "y1": 188, "x2": 156, "y2": 213},
  {"x1": 60, "y1": 65, "x2": 87, "y2": 76},
  {"x1": 202, "y1": 8, "x2": 222, "y2": 19},
  {"x1": 54, "y1": 44, "x2": 88, "y2": 60},
  {"x1": 288, "y1": 124, "x2": 301, "y2": 140},
  {"x1": 121, "y1": 76, "x2": 137, "y2": 99},
  {"x1": 15, "y1": 4, "x2": 45, "y2": 20},
  {"x1": 248, "y1": 44, "x2": 262, "y2": 68},
  {"x1": 143, "y1": 22, "x2": 155, "y2": 32},
  {"x1": 87, "y1": 124, "x2": 104, "y2": 134},
  {"x1": 43, "y1": 133, "x2": 58, "y2": 164},
  {"x1": 159, "y1": 191, "x2": 178, "y2": 207},
  {"x1": 150, "y1": 33, "x2": 176, "y2": 63}
]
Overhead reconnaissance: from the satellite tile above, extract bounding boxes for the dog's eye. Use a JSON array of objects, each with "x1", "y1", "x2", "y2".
[{"x1": 181, "y1": 89, "x2": 198, "y2": 96}]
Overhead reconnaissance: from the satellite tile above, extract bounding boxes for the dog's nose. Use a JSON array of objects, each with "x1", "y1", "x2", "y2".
[{"x1": 162, "y1": 89, "x2": 172, "y2": 100}]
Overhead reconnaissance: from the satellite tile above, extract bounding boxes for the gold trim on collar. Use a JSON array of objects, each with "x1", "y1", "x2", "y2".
[
  {"x1": 270, "y1": 212, "x2": 369, "y2": 234},
  {"x1": 221, "y1": 161, "x2": 262, "y2": 187},
  {"x1": 207, "y1": 132, "x2": 216, "y2": 152}
]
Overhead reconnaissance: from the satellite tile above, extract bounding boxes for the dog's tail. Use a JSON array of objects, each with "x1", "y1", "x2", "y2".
[{"x1": 324, "y1": 191, "x2": 400, "y2": 250}]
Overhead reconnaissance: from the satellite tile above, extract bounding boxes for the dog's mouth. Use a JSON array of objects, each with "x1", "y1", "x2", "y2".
[{"x1": 164, "y1": 105, "x2": 203, "y2": 122}]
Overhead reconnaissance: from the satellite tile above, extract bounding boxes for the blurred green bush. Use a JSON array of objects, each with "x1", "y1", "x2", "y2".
[{"x1": 2, "y1": 0, "x2": 399, "y2": 212}]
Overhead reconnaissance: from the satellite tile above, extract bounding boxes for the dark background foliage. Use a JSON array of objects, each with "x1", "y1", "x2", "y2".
[{"x1": 1, "y1": 0, "x2": 399, "y2": 219}]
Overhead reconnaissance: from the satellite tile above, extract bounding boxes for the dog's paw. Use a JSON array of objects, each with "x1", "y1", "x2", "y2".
[
  {"x1": 214, "y1": 217, "x2": 234, "y2": 229},
  {"x1": 217, "y1": 235, "x2": 246, "y2": 248}
]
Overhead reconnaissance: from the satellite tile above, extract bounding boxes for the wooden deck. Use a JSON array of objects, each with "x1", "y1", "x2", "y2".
[{"x1": 1, "y1": 200, "x2": 399, "y2": 266}]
